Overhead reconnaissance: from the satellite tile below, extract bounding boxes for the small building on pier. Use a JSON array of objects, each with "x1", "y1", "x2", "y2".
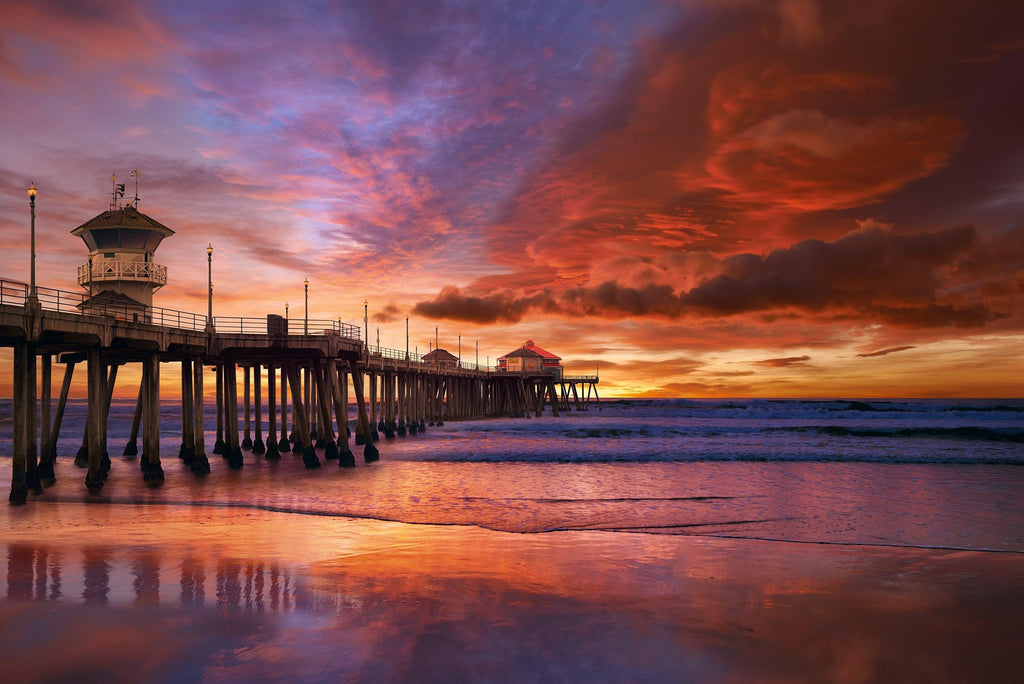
[
  {"x1": 423, "y1": 348, "x2": 460, "y2": 367},
  {"x1": 498, "y1": 340, "x2": 562, "y2": 377},
  {"x1": 72, "y1": 203, "x2": 173, "y2": 317}
]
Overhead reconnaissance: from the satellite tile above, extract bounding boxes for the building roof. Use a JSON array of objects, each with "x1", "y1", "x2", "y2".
[
  {"x1": 504, "y1": 346, "x2": 544, "y2": 360},
  {"x1": 76, "y1": 290, "x2": 148, "y2": 310},
  {"x1": 423, "y1": 348, "x2": 459, "y2": 363},
  {"x1": 71, "y1": 205, "x2": 175, "y2": 238},
  {"x1": 499, "y1": 340, "x2": 561, "y2": 362}
]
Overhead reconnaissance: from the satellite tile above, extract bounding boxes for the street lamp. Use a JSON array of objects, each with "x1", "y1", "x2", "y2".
[
  {"x1": 285, "y1": 302, "x2": 289, "y2": 321},
  {"x1": 458, "y1": 335, "x2": 461, "y2": 364},
  {"x1": 303, "y1": 278, "x2": 309, "y2": 335},
  {"x1": 364, "y1": 300, "x2": 368, "y2": 353},
  {"x1": 28, "y1": 183, "x2": 37, "y2": 300},
  {"x1": 405, "y1": 316, "x2": 409, "y2": 361},
  {"x1": 206, "y1": 243, "x2": 213, "y2": 324}
]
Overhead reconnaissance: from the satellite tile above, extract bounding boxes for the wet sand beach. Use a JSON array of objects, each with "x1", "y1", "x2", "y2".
[{"x1": 2, "y1": 501, "x2": 1023, "y2": 683}]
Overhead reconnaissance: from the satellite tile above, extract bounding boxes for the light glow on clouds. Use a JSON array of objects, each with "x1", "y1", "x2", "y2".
[{"x1": 1, "y1": 0, "x2": 1022, "y2": 397}]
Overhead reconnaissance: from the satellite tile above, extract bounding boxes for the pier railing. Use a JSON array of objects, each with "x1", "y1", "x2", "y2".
[
  {"x1": 367, "y1": 345, "x2": 424, "y2": 364},
  {"x1": 77, "y1": 260, "x2": 168, "y2": 287},
  {"x1": 0, "y1": 280, "x2": 27, "y2": 307},
  {"x1": 0, "y1": 278, "x2": 207, "y2": 331},
  {"x1": 213, "y1": 316, "x2": 362, "y2": 340}
]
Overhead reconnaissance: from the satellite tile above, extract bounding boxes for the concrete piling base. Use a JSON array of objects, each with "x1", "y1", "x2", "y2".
[
  {"x1": 338, "y1": 441, "x2": 355, "y2": 467},
  {"x1": 227, "y1": 447, "x2": 244, "y2": 469},
  {"x1": 363, "y1": 443, "x2": 379, "y2": 463},
  {"x1": 302, "y1": 446, "x2": 320, "y2": 469},
  {"x1": 190, "y1": 452, "x2": 211, "y2": 475},
  {"x1": 252, "y1": 438, "x2": 266, "y2": 455},
  {"x1": 123, "y1": 440, "x2": 138, "y2": 457}
]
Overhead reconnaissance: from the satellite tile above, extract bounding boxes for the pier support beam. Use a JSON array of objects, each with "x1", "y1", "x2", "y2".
[
  {"x1": 47, "y1": 359, "x2": 76, "y2": 463},
  {"x1": 242, "y1": 365, "x2": 253, "y2": 450},
  {"x1": 141, "y1": 352, "x2": 164, "y2": 483},
  {"x1": 179, "y1": 359, "x2": 196, "y2": 465},
  {"x1": 314, "y1": 361, "x2": 338, "y2": 460},
  {"x1": 349, "y1": 361, "x2": 378, "y2": 462},
  {"x1": 329, "y1": 361, "x2": 355, "y2": 467},
  {"x1": 266, "y1": 363, "x2": 280, "y2": 459},
  {"x1": 37, "y1": 354, "x2": 54, "y2": 485},
  {"x1": 124, "y1": 379, "x2": 143, "y2": 457},
  {"x1": 224, "y1": 362, "x2": 243, "y2": 468},
  {"x1": 286, "y1": 364, "x2": 319, "y2": 468},
  {"x1": 253, "y1": 364, "x2": 265, "y2": 454},
  {"x1": 84, "y1": 347, "x2": 107, "y2": 493},
  {"x1": 9, "y1": 341, "x2": 33, "y2": 504},
  {"x1": 213, "y1": 365, "x2": 226, "y2": 454},
  {"x1": 191, "y1": 360, "x2": 210, "y2": 475}
]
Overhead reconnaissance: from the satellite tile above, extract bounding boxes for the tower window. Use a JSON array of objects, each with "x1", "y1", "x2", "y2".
[{"x1": 104, "y1": 252, "x2": 115, "y2": 258}]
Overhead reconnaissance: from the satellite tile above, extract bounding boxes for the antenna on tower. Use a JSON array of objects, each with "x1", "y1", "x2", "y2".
[
  {"x1": 109, "y1": 172, "x2": 126, "y2": 210},
  {"x1": 131, "y1": 169, "x2": 141, "y2": 208}
]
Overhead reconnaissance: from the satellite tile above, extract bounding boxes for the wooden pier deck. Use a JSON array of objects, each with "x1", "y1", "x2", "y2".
[{"x1": 0, "y1": 278, "x2": 598, "y2": 504}]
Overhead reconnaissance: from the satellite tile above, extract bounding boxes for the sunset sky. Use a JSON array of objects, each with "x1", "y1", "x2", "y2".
[{"x1": 1, "y1": 0, "x2": 1022, "y2": 397}]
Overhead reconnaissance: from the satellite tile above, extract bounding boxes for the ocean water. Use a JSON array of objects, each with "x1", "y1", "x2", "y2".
[
  {"x1": 2, "y1": 397, "x2": 1022, "y2": 551},
  {"x1": 2, "y1": 397, "x2": 1023, "y2": 682}
]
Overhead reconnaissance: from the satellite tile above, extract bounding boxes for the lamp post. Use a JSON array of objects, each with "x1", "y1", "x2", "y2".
[
  {"x1": 458, "y1": 335, "x2": 461, "y2": 364},
  {"x1": 363, "y1": 300, "x2": 368, "y2": 353},
  {"x1": 28, "y1": 183, "x2": 37, "y2": 301},
  {"x1": 303, "y1": 278, "x2": 309, "y2": 335},
  {"x1": 206, "y1": 243, "x2": 213, "y2": 324},
  {"x1": 405, "y1": 316, "x2": 409, "y2": 360},
  {"x1": 476, "y1": 340, "x2": 479, "y2": 369},
  {"x1": 285, "y1": 302, "x2": 289, "y2": 323},
  {"x1": 376, "y1": 327, "x2": 380, "y2": 353}
]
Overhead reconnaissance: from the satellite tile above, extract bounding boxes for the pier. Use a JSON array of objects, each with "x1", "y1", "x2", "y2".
[{"x1": 1, "y1": 282, "x2": 598, "y2": 504}]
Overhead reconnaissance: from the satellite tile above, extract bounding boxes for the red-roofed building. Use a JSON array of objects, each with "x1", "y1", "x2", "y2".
[{"x1": 498, "y1": 340, "x2": 563, "y2": 377}]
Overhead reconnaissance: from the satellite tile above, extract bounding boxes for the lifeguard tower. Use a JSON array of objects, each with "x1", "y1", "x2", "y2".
[{"x1": 72, "y1": 173, "x2": 172, "y2": 321}]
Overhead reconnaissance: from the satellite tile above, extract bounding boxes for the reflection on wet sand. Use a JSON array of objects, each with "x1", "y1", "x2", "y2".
[
  {"x1": 3, "y1": 522, "x2": 1023, "y2": 683},
  {"x1": 5, "y1": 543, "x2": 306, "y2": 613}
]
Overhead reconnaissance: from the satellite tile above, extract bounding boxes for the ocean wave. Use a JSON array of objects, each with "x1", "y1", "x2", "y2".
[{"x1": 807, "y1": 425, "x2": 1024, "y2": 443}]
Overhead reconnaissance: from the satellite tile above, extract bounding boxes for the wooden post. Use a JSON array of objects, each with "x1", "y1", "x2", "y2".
[
  {"x1": 180, "y1": 359, "x2": 195, "y2": 464},
  {"x1": 124, "y1": 379, "x2": 143, "y2": 456},
  {"x1": 191, "y1": 360, "x2": 210, "y2": 474},
  {"x1": 85, "y1": 347, "x2": 106, "y2": 493},
  {"x1": 9, "y1": 341, "x2": 30, "y2": 504},
  {"x1": 314, "y1": 361, "x2": 339, "y2": 460},
  {"x1": 329, "y1": 360, "x2": 354, "y2": 467},
  {"x1": 36, "y1": 353, "x2": 53, "y2": 484},
  {"x1": 348, "y1": 361, "x2": 378, "y2": 462},
  {"x1": 397, "y1": 372, "x2": 407, "y2": 436},
  {"x1": 224, "y1": 362, "x2": 243, "y2": 468},
  {"x1": 286, "y1": 363, "x2": 319, "y2": 468},
  {"x1": 278, "y1": 363, "x2": 291, "y2": 453},
  {"x1": 141, "y1": 352, "x2": 164, "y2": 483},
  {"x1": 266, "y1": 363, "x2": 280, "y2": 459},
  {"x1": 214, "y1": 364, "x2": 226, "y2": 454},
  {"x1": 369, "y1": 372, "x2": 380, "y2": 440},
  {"x1": 253, "y1": 364, "x2": 265, "y2": 454},
  {"x1": 43, "y1": 359, "x2": 75, "y2": 471},
  {"x1": 242, "y1": 365, "x2": 253, "y2": 449}
]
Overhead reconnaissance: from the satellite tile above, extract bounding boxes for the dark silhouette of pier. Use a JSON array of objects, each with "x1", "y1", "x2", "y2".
[{"x1": 0, "y1": 279, "x2": 599, "y2": 504}]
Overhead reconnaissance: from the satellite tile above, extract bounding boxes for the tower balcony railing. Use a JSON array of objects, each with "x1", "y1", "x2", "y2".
[{"x1": 78, "y1": 260, "x2": 168, "y2": 287}]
